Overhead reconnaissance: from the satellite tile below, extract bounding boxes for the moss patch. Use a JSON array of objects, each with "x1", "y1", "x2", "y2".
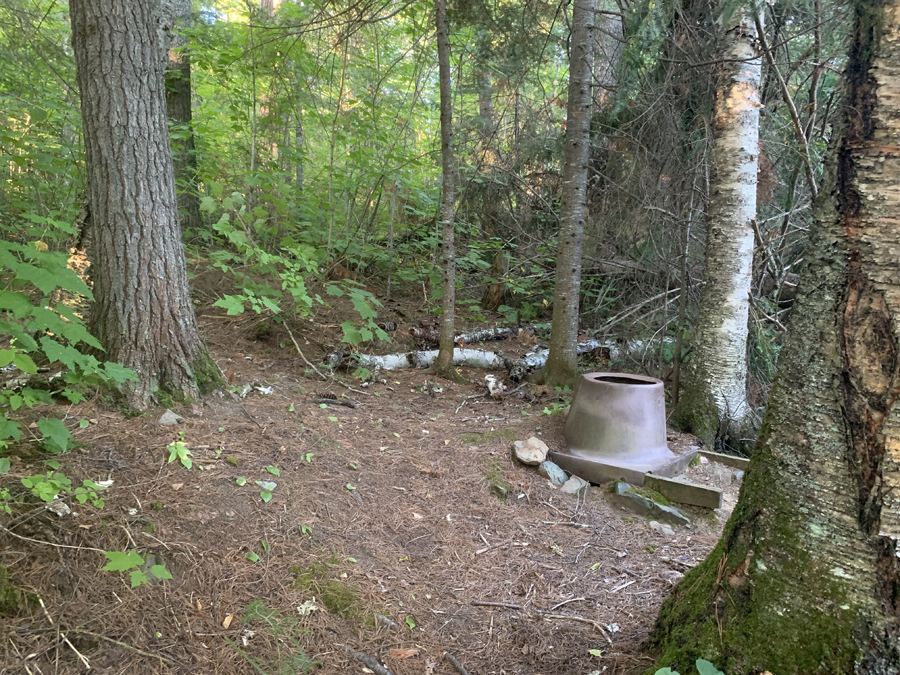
[
  {"x1": 648, "y1": 448, "x2": 862, "y2": 674},
  {"x1": 628, "y1": 486, "x2": 671, "y2": 506},
  {"x1": 291, "y1": 561, "x2": 364, "y2": 621},
  {"x1": 193, "y1": 351, "x2": 223, "y2": 395},
  {"x1": 484, "y1": 457, "x2": 511, "y2": 501},
  {"x1": 669, "y1": 382, "x2": 720, "y2": 446}
]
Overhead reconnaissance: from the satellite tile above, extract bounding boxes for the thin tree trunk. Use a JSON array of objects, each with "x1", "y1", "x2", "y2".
[
  {"x1": 295, "y1": 110, "x2": 304, "y2": 191},
  {"x1": 328, "y1": 39, "x2": 349, "y2": 252},
  {"x1": 671, "y1": 10, "x2": 762, "y2": 451},
  {"x1": 162, "y1": 0, "x2": 201, "y2": 234},
  {"x1": 433, "y1": 0, "x2": 459, "y2": 379},
  {"x1": 651, "y1": 1, "x2": 900, "y2": 670},
  {"x1": 71, "y1": 0, "x2": 218, "y2": 408},
  {"x1": 543, "y1": 0, "x2": 596, "y2": 387}
]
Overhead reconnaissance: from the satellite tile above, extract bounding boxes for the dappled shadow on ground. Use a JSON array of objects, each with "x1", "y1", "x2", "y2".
[{"x1": 0, "y1": 305, "x2": 730, "y2": 675}]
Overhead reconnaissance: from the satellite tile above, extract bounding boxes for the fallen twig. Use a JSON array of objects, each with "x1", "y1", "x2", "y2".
[
  {"x1": 444, "y1": 652, "x2": 472, "y2": 675},
  {"x1": 284, "y1": 323, "x2": 370, "y2": 396},
  {"x1": 550, "y1": 597, "x2": 586, "y2": 611},
  {"x1": 471, "y1": 600, "x2": 612, "y2": 644},
  {"x1": 374, "y1": 613, "x2": 398, "y2": 630},
  {"x1": 69, "y1": 629, "x2": 176, "y2": 666},
  {"x1": 343, "y1": 646, "x2": 396, "y2": 675},
  {"x1": 37, "y1": 598, "x2": 91, "y2": 669},
  {"x1": 472, "y1": 600, "x2": 523, "y2": 610},
  {"x1": 308, "y1": 397, "x2": 357, "y2": 408}
]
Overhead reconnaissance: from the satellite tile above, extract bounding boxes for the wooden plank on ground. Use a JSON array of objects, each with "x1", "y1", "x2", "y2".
[
  {"x1": 644, "y1": 474, "x2": 723, "y2": 509},
  {"x1": 699, "y1": 450, "x2": 750, "y2": 471}
]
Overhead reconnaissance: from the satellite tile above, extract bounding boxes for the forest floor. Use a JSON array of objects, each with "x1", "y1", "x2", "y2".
[{"x1": 0, "y1": 281, "x2": 740, "y2": 675}]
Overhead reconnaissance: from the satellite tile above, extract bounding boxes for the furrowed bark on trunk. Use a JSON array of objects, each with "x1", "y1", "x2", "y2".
[
  {"x1": 71, "y1": 0, "x2": 218, "y2": 408},
  {"x1": 433, "y1": 0, "x2": 460, "y2": 381},
  {"x1": 161, "y1": 0, "x2": 202, "y2": 233},
  {"x1": 671, "y1": 10, "x2": 761, "y2": 451},
  {"x1": 649, "y1": 2, "x2": 900, "y2": 671},
  {"x1": 544, "y1": 0, "x2": 596, "y2": 388}
]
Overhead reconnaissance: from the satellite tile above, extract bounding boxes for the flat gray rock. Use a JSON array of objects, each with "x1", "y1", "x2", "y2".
[
  {"x1": 611, "y1": 488, "x2": 691, "y2": 526},
  {"x1": 513, "y1": 437, "x2": 549, "y2": 466},
  {"x1": 158, "y1": 409, "x2": 182, "y2": 426},
  {"x1": 538, "y1": 460, "x2": 567, "y2": 486},
  {"x1": 560, "y1": 475, "x2": 589, "y2": 495}
]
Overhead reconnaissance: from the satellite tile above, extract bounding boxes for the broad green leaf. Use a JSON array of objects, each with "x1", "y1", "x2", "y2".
[
  {"x1": 13, "y1": 352, "x2": 37, "y2": 374},
  {"x1": 0, "y1": 415, "x2": 23, "y2": 442},
  {"x1": 0, "y1": 291, "x2": 35, "y2": 318},
  {"x1": 695, "y1": 660, "x2": 723, "y2": 675},
  {"x1": 150, "y1": 564, "x2": 173, "y2": 581},
  {"x1": 101, "y1": 550, "x2": 144, "y2": 572},
  {"x1": 130, "y1": 570, "x2": 149, "y2": 587},
  {"x1": 37, "y1": 417, "x2": 72, "y2": 453},
  {"x1": 214, "y1": 295, "x2": 246, "y2": 315}
]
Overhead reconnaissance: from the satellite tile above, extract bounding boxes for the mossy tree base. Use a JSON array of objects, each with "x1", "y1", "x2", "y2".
[{"x1": 652, "y1": 1, "x2": 900, "y2": 669}]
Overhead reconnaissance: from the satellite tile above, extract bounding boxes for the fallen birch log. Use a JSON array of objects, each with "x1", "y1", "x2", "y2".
[
  {"x1": 409, "y1": 326, "x2": 521, "y2": 348},
  {"x1": 327, "y1": 348, "x2": 509, "y2": 371},
  {"x1": 325, "y1": 338, "x2": 667, "y2": 381}
]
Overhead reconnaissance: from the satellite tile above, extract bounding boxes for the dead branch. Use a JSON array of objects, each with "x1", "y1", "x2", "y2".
[
  {"x1": 471, "y1": 600, "x2": 612, "y2": 644},
  {"x1": 343, "y1": 646, "x2": 397, "y2": 675},
  {"x1": 308, "y1": 398, "x2": 357, "y2": 408},
  {"x1": 284, "y1": 322, "x2": 371, "y2": 396},
  {"x1": 444, "y1": 652, "x2": 472, "y2": 675}
]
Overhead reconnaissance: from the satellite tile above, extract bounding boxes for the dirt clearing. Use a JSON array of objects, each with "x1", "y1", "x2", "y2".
[{"x1": 0, "y1": 309, "x2": 736, "y2": 675}]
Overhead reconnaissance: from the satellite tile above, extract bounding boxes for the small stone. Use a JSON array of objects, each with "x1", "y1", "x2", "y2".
[
  {"x1": 613, "y1": 490, "x2": 655, "y2": 516},
  {"x1": 650, "y1": 520, "x2": 676, "y2": 536},
  {"x1": 538, "y1": 460, "x2": 567, "y2": 486},
  {"x1": 512, "y1": 437, "x2": 549, "y2": 466},
  {"x1": 614, "y1": 481, "x2": 632, "y2": 495},
  {"x1": 560, "y1": 475, "x2": 589, "y2": 495},
  {"x1": 700, "y1": 455, "x2": 709, "y2": 465},
  {"x1": 158, "y1": 409, "x2": 182, "y2": 426},
  {"x1": 651, "y1": 502, "x2": 691, "y2": 527},
  {"x1": 46, "y1": 499, "x2": 70, "y2": 517},
  {"x1": 708, "y1": 464, "x2": 734, "y2": 486}
]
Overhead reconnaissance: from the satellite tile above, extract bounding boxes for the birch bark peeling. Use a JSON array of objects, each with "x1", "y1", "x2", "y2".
[
  {"x1": 544, "y1": 0, "x2": 596, "y2": 388},
  {"x1": 672, "y1": 12, "x2": 761, "y2": 449},
  {"x1": 651, "y1": 1, "x2": 900, "y2": 670}
]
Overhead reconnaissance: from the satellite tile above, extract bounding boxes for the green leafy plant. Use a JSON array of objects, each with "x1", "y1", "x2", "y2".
[
  {"x1": 166, "y1": 440, "x2": 193, "y2": 469},
  {"x1": 653, "y1": 659, "x2": 725, "y2": 675},
  {"x1": 101, "y1": 551, "x2": 172, "y2": 588}
]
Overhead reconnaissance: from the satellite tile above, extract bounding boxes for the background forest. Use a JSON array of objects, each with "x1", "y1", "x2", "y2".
[{"x1": 1, "y1": 0, "x2": 846, "y2": 419}]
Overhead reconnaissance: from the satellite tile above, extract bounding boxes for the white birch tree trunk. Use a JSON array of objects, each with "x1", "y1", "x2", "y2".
[
  {"x1": 544, "y1": 0, "x2": 596, "y2": 387},
  {"x1": 652, "y1": 1, "x2": 900, "y2": 670},
  {"x1": 672, "y1": 11, "x2": 761, "y2": 450}
]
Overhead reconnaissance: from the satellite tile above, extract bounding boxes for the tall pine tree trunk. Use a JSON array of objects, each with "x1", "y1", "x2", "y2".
[
  {"x1": 433, "y1": 0, "x2": 459, "y2": 380},
  {"x1": 544, "y1": 0, "x2": 596, "y2": 388},
  {"x1": 671, "y1": 10, "x2": 761, "y2": 451},
  {"x1": 162, "y1": 0, "x2": 202, "y2": 233},
  {"x1": 71, "y1": 0, "x2": 218, "y2": 408},
  {"x1": 650, "y1": 2, "x2": 900, "y2": 671}
]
